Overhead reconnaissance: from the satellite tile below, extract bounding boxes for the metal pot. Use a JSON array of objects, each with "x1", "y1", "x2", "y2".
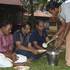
[{"x1": 46, "y1": 48, "x2": 62, "y2": 66}]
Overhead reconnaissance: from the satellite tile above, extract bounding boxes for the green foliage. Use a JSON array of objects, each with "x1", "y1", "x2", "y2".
[{"x1": 37, "y1": 0, "x2": 48, "y2": 4}]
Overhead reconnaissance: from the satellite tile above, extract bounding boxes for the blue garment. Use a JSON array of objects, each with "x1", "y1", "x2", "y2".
[
  {"x1": 13, "y1": 30, "x2": 33, "y2": 58},
  {"x1": 13, "y1": 30, "x2": 30, "y2": 46},
  {"x1": 29, "y1": 29, "x2": 47, "y2": 47},
  {"x1": 13, "y1": 30, "x2": 42, "y2": 60},
  {"x1": 16, "y1": 50, "x2": 34, "y2": 58},
  {"x1": 16, "y1": 50, "x2": 42, "y2": 60}
]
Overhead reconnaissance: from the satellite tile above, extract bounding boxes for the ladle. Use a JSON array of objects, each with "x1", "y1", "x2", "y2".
[{"x1": 42, "y1": 36, "x2": 58, "y2": 48}]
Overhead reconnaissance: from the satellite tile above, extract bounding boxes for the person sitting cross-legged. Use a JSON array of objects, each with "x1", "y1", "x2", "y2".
[
  {"x1": 28, "y1": 20, "x2": 49, "y2": 60},
  {"x1": 0, "y1": 19, "x2": 16, "y2": 67},
  {"x1": 13, "y1": 23, "x2": 41, "y2": 62},
  {"x1": 29, "y1": 20, "x2": 49, "y2": 49},
  {"x1": 0, "y1": 17, "x2": 30, "y2": 67}
]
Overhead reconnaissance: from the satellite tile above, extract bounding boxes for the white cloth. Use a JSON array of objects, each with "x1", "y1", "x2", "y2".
[
  {"x1": 59, "y1": 1, "x2": 70, "y2": 23},
  {"x1": 65, "y1": 0, "x2": 70, "y2": 3},
  {"x1": 0, "y1": 53, "x2": 13, "y2": 67},
  {"x1": 14, "y1": 54, "x2": 27, "y2": 63},
  {"x1": 0, "y1": 53, "x2": 27, "y2": 67}
]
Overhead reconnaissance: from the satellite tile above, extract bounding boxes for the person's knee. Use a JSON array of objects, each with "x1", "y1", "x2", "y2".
[
  {"x1": 6, "y1": 62, "x2": 13, "y2": 67},
  {"x1": 1, "y1": 60, "x2": 13, "y2": 67},
  {"x1": 0, "y1": 53, "x2": 13, "y2": 67}
]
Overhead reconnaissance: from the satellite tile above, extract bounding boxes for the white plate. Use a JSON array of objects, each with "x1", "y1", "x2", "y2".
[{"x1": 14, "y1": 66, "x2": 30, "y2": 70}]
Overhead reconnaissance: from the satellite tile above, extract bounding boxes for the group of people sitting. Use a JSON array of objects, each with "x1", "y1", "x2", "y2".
[
  {"x1": 0, "y1": 1, "x2": 61, "y2": 67},
  {"x1": 1, "y1": 0, "x2": 69, "y2": 67},
  {"x1": 0, "y1": 19, "x2": 49, "y2": 67}
]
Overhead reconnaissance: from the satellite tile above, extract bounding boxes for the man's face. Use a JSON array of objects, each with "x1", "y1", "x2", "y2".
[
  {"x1": 22, "y1": 25, "x2": 31, "y2": 34},
  {"x1": 49, "y1": 8, "x2": 59, "y2": 17},
  {"x1": 25, "y1": 25, "x2": 31, "y2": 34},
  {"x1": 2, "y1": 24, "x2": 12, "y2": 35},
  {"x1": 36, "y1": 22, "x2": 44, "y2": 31}
]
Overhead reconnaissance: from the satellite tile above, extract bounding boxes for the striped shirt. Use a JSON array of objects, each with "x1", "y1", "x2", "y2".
[{"x1": 0, "y1": 30, "x2": 13, "y2": 53}]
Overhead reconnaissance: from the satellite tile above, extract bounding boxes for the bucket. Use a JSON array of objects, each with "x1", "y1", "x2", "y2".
[{"x1": 46, "y1": 49, "x2": 60, "y2": 66}]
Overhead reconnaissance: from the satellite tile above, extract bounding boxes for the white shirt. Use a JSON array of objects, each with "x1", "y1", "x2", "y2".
[
  {"x1": 59, "y1": 1, "x2": 70, "y2": 23},
  {"x1": 65, "y1": 0, "x2": 70, "y2": 3}
]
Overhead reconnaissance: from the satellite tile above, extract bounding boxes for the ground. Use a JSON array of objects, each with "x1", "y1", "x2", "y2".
[{"x1": 0, "y1": 51, "x2": 70, "y2": 70}]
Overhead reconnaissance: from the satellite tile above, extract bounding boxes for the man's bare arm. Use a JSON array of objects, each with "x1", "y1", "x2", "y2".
[
  {"x1": 62, "y1": 23, "x2": 70, "y2": 40},
  {"x1": 56, "y1": 21, "x2": 66, "y2": 36},
  {"x1": 16, "y1": 41, "x2": 34, "y2": 52}
]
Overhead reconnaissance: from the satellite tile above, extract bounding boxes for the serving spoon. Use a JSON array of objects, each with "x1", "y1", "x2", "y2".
[{"x1": 42, "y1": 36, "x2": 58, "y2": 48}]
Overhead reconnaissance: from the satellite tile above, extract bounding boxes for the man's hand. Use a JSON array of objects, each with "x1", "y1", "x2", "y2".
[
  {"x1": 12, "y1": 53, "x2": 17, "y2": 62},
  {"x1": 51, "y1": 34, "x2": 65, "y2": 48},
  {"x1": 54, "y1": 38, "x2": 65, "y2": 48},
  {"x1": 52, "y1": 35, "x2": 58, "y2": 40},
  {"x1": 4, "y1": 51, "x2": 12, "y2": 59}
]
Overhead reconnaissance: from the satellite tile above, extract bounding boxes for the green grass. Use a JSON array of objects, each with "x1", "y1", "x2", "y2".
[
  {"x1": 30, "y1": 51, "x2": 70, "y2": 70},
  {"x1": 0, "y1": 51, "x2": 70, "y2": 70}
]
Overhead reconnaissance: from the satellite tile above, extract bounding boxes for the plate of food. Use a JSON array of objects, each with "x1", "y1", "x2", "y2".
[{"x1": 14, "y1": 66, "x2": 30, "y2": 70}]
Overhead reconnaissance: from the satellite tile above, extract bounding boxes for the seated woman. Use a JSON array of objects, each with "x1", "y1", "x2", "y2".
[{"x1": 13, "y1": 23, "x2": 39, "y2": 60}]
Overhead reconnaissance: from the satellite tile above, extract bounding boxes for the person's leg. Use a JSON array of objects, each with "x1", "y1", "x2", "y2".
[
  {"x1": 16, "y1": 50, "x2": 34, "y2": 59},
  {"x1": 0, "y1": 53, "x2": 13, "y2": 67},
  {"x1": 66, "y1": 31, "x2": 70, "y2": 66},
  {"x1": 15, "y1": 50, "x2": 43, "y2": 61}
]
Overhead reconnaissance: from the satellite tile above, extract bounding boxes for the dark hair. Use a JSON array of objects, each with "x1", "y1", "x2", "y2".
[
  {"x1": 46, "y1": 1, "x2": 61, "y2": 11},
  {"x1": 20, "y1": 23, "x2": 31, "y2": 29},
  {"x1": 35, "y1": 19, "x2": 44, "y2": 25},
  {"x1": 0, "y1": 19, "x2": 11, "y2": 28}
]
